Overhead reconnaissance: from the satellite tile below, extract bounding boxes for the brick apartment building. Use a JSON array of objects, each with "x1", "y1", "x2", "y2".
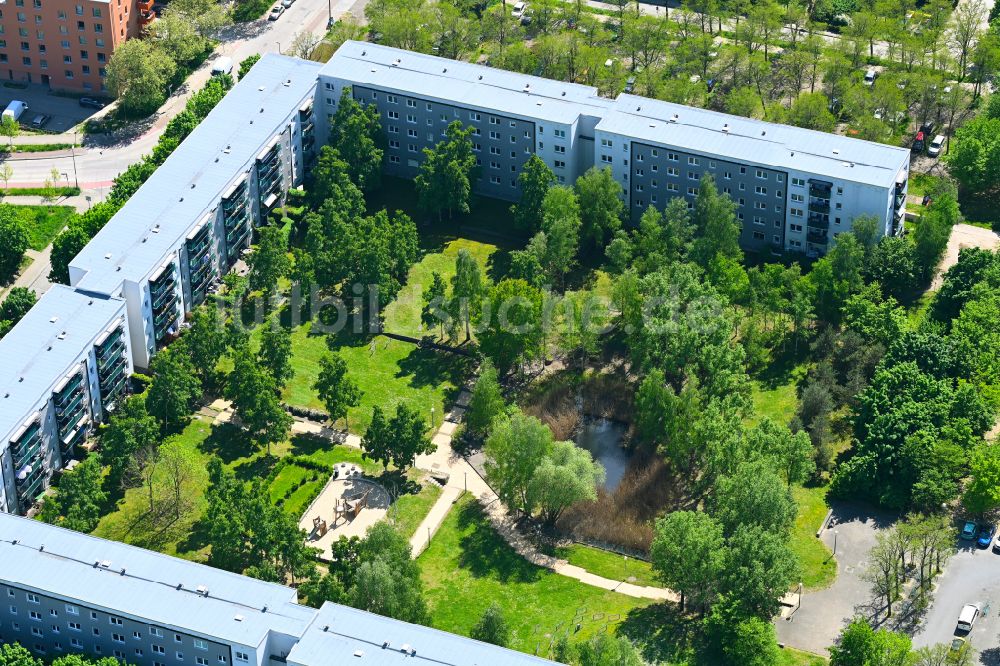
[{"x1": 0, "y1": 0, "x2": 147, "y2": 93}]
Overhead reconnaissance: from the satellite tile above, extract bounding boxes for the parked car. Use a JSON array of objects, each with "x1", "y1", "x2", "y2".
[
  {"x1": 960, "y1": 521, "x2": 977, "y2": 540},
  {"x1": 29, "y1": 114, "x2": 50, "y2": 129},
  {"x1": 950, "y1": 637, "x2": 968, "y2": 659},
  {"x1": 927, "y1": 134, "x2": 945, "y2": 157},
  {"x1": 3, "y1": 100, "x2": 28, "y2": 121},
  {"x1": 977, "y1": 524, "x2": 995, "y2": 549},
  {"x1": 912, "y1": 131, "x2": 926, "y2": 152},
  {"x1": 957, "y1": 603, "x2": 980, "y2": 633},
  {"x1": 78, "y1": 97, "x2": 105, "y2": 110},
  {"x1": 280, "y1": 0, "x2": 294, "y2": 8},
  {"x1": 511, "y1": 1, "x2": 526, "y2": 17},
  {"x1": 864, "y1": 68, "x2": 878, "y2": 86},
  {"x1": 624, "y1": 77, "x2": 635, "y2": 94},
  {"x1": 919, "y1": 121, "x2": 935, "y2": 134},
  {"x1": 268, "y1": 4, "x2": 284, "y2": 19}
]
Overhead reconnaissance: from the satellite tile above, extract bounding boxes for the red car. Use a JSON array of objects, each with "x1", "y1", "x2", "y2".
[{"x1": 912, "y1": 131, "x2": 926, "y2": 152}]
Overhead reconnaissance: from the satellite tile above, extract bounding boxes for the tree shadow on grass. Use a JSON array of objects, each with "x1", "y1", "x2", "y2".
[
  {"x1": 197, "y1": 422, "x2": 256, "y2": 466},
  {"x1": 617, "y1": 602, "x2": 694, "y2": 665},
  {"x1": 454, "y1": 500, "x2": 543, "y2": 585},
  {"x1": 231, "y1": 453, "x2": 281, "y2": 483},
  {"x1": 396, "y1": 345, "x2": 471, "y2": 393}
]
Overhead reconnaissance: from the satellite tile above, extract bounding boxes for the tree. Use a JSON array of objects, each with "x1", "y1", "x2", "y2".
[
  {"x1": 465, "y1": 359, "x2": 505, "y2": 440},
  {"x1": 476, "y1": 278, "x2": 544, "y2": 373},
  {"x1": 569, "y1": 635, "x2": 645, "y2": 666},
  {"x1": 247, "y1": 225, "x2": 291, "y2": 297},
  {"x1": 0, "y1": 643, "x2": 41, "y2": 666},
  {"x1": 483, "y1": 410, "x2": 553, "y2": 512},
  {"x1": 421, "y1": 271, "x2": 448, "y2": 338},
  {"x1": 159, "y1": 439, "x2": 198, "y2": 520},
  {"x1": 146, "y1": 344, "x2": 201, "y2": 432},
  {"x1": 101, "y1": 395, "x2": 160, "y2": 491},
  {"x1": 913, "y1": 192, "x2": 958, "y2": 282},
  {"x1": 574, "y1": 166, "x2": 623, "y2": 253},
  {"x1": 745, "y1": 418, "x2": 816, "y2": 486},
  {"x1": 225, "y1": 350, "x2": 293, "y2": 455},
  {"x1": 38, "y1": 455, "x2": 106, "y2": 532},
  {"x1": 829, "y1": 619, "x2": 912, "y2": 666},
  {"x1": 415, "y1": 121, "x2": 478, "y2": 221},
  {"x1": 470, "y1": 602, "x2": 510, "y2": 647},
  {"x1": 347, "y1": 547, "x2": 428, "y2": 624},
  {"x1": 185, "y1": 304, "x2": 227, "y2": 389},
  {"x1": 289, "y1": 30, "x2": 321, "y2": 59},
  {"x1": 0, "y1": 207, "x2": 29, "y2": 281},
  {"x1": 720, "y1": 525, "x2": 799, "y2": 618},
  {"x1": 314, "y1": 353, "x2": 362, "y2": 430},
  {"x1": 0, "y1": 115, "x2": 19, "y2": 148},
  {"x1": 328, "y1": 88, "x2": 385, "y2": 190},
  {"x1": 711, "y1": 460, "x2": 797, "y2": 537},
  {"x1": 944, "y1": 114, "x2": 1000, "y2": 192},
  {"x1": 511, "y1": 155, "x2": 556, "y2": 233},
  {"x1": 963, "y1": 442, "x2": 1000, "y2": 515},
  {"x1": 258, "y1": 318, "x2": 293, "y2": 387},
  {"x1": 527, "y1": 440, "x2": 605, "y2": 523},
  {"x1": 0, "y1": 287, "x2": 35, "y2": 325},
  {"x1": 932, "y1": 247, "x2": 998, "y2": 323},
  {"x1": 105, "y1": 40, "x2": 177, "y2": 117},
  {"x1": 700, "y1": 595, "x2": 782, "y2": 666},
  {"x1": 787, "y1": 92, "x2": 837, "y2": 131},
  {"x1": 361, "y1": 403, "x2": 432, "y2": 471},
  {"x1": 238, "y1": 53, "x2": 260, "y2": 79},
  {"x1": 449, "y1": 248, "x2": 486, "y2": 341},
  {"x1": 650, "y1": 510, "x2": 725, "y2": 612},
  {"x1": 0, "y1": 163, "x2": 14, "y2": 189},
  {"x1": 690, "y1": 174, "x2": 741, "y2": 268}
]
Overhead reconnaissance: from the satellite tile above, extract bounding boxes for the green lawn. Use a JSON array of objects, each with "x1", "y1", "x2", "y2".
[
  {"x1": 282, "y1": 324, "x2": 471, "y2": 434},
  {"x1": 3, "y1": 204, "x2": 76, "y2": 251},
  {"x1": 554, "y1": 544, "x2": 659, "y2": 588},
  {"x1": 269, "y1": 464, "x2": 313, "y2": 503},
  {"x1": 389, "y1": 480, "x2": 443, "y2": 538},
  {"x1": 790, "y1": 484, "x2": 837, "y2": 590},
  {"x1": 418, "y1": 496, "x2": 652, "y2": 657},
  {"x1": 382, "y1": 237, "x2": 500, "y2": 339},
  {"x1": 750, "y1": 376, "x2": 800, "y2": 427},
  {"x1": 778, "y1": 647, "x2": 829, "y2": 666}
]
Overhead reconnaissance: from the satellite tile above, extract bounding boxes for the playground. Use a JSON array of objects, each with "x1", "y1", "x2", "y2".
[{"x1": 299, "y1": 463, "x2": 391, "y2": 560}]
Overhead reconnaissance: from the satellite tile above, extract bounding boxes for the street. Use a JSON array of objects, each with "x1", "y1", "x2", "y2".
[{"x1": 914, "y1": 542, "x2": 1000, "y2": 664}]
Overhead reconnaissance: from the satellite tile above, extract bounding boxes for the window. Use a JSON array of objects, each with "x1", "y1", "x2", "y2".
[
  {"x1": 835, "y1": 202, "x2": 842, "y2": 210},
  {"x1": 29, "y1": 611, "x2": 41, "y2": 621},
  {"x1": 666, "y1": 183, "x2": 678, "y2": 192},
  {"x1": 92, "y1": 22, "x2": 101, "y2": 33},
  {"x1": 132, "y1": 631, "x2": 141, "y2": 640},
  {"x1": 835, "y1": 217, "x2": 841, "y2": 224},
  {"x1": 64, "y1": 69, "x2": 73, "y2": 78},
  {"x1": 406, "y1": 114, "x2": 415, "y2": 124},
  {"x1": 16, "y1": 11, "x2": 25, "y2": 21},
  {"x1": 235, "y1": 652, "x2": 249, "y2": 663},
  {"x1": 8, "y1": 606, "x2": 16, "y2": 615},
  {"x1": 31, "y1": 627, "x2": 42, "y2": 637},
  {"x1": 489, "y1": 116, "x2": 499, "y2": 125},
  {"x1": 738, "y1": 198, "x2": 745, "y2": 206},
  {"x1": 554, "y1": 160, "x2": 565, "y2": 169},
  {"x1": 776, "y1": 190, "x2": 782, "y2": 198},
  {"x1": 152, "y1": 645, "x2": 165, "y2": 655},
  {"x1": 490, "y1": 161, "x2": 499, "y2": 170},
  {"x1": 688, "y1": 172, "x2": 699, "y2": 181},
  {"x1": 709, "y1": 161, "x2": 716, "y2": 168},
  {"x1": 554, "y1": 145, "x2": 565, "y2": 154},
  {"x1": 490, "y1": 176, "x2": 501, "y2": 184},
  {"x1": 387, "y1": 125, "x2": 398, "y2": 134},
  {"x1": 68, "y1": 622, "x2": 81, "y2": 631},
  {"x1": 755, "y1": 186, "x2": 767, "y2": 195},
  {"x1": 651, "y1": 164, "x2": 658, "y2": 173},
  {"x1": 754, "y1": 201, "x2": 766, "y2": 210},
  {"x1": 110, "y1": 617, "x2": 123, "y2": 627},
  {"x1": 93, "y1": 628, "x2": 100, "y2": 636},
  {"x1": 150, "y1": 627, "x2": 163, "y2": 638},
  {"x1": 837, "y1": 187, "x2": 843, "y2": 195},
  {"x1": 388, "y1": 155, "x2": 399, "y2": 164},
  {"x1": 406, "y1": 99, "x2": 415, "y2": 108},
  {"x1": 791, "y1": 177, "x2": 805, "y2": 187},
  {"x1": 636, "y1": 184, "x2": 644, "y2": 192},
  {"x1": 687, "y1": 156, "x2": 700, "y2": 166},
  {"x1": 776, "y1": 174, "x2": 784, "y2": 183},
  {"x1": 92, "y1": 6, "x2": 100, "y2": 16},
  {"x1": 193, "y1": 639, "x2": 207, "y2": 651},
  {"x1": 509, "y1": 136, "x2": 516, "y2": 144},
  {"x1": 197, "y1": 659, "x2": 209, "y2": 666},
  {"x1": 490, "y1": 146, "x2": 500, "y2": 155},
  {"x1": 636, "y1": 168, "x2": 644, "y2": 177},
  {"x1": 600, "y1": 138, "x2": 613, "y2": 148},
  {"x1": 791, "y1": 193, "x2": 804, "y2": 203},
  {"x1": 775, "y1": 206, "x2": 783, "y2": 213},
  {"x1": 406, "y1": 129, "x2": 416, "y2": 138},
  {"x1": 51, "y1": 624, "x2": 60, "y2": 633},
  {"x1": 489, "y1": 131, "x2": 498, "y2": 140},
  {"x1": 687, "y1": 187, "x2": 698, "y2": 196},
  {"x1": 177, "y1": 652, "x2": 184, "y2": 661},
  {"x1": 740, "y1": 166, "x2": 747, "y2": 175},
  {"x1": 667, "y1": 167, "x2": 678, "y2": 177},
  {"x1": 755, "y1": 169, "x2": 767, "y2": 179},
  {"x1": 791, "y1": 224, "x2": 803, "y2": 232},
  {"x1": 386, "y1": 94, "x2": 397, "y2": 104},
  {"x1": 218, "y1": 659, "x2": 227, "y2": 665},
  {"x1": 724, "y1": 171, "x2": 731, "y2": 180},
  {"x1": 26, "y1": 593, "x2": 38, "y2": 604},
  {"x1": 753, "y1": 231, "x2": 765, "y2": 240},
  {"x1": 667, "y1": 152, "x2": 678, "y2": 161},
  {"x1": 71, "y1": 639, "x2": 82, "y2": 649},
  {"x1": 773, "y1": 235, "x2": 781, "y2": 243},
  {"x1": 80, "y1": 49, "x2": 87, "y2": 59},
  {"x1": 386, "y1": 111, "x2": 398, "y2": 120},
  {"x1": 471, "y1": 128, "x2": 480, "y2": 136},
  {"x1": 553, "y1": 129, "x2": 566, "y2": 138},
  {"x1": 790, "y1": 208, "x2": 803, "y2": 217},
  {"x1": 738, "y1": 183, "x2": 745, "y2": 191},
  {"x1": 600, "y1": 154, "x2": 612, "y2": 164},
  {"x1": 76, "y1": 20, "x2": 83, "y2": 30},
  {"x1": 469, "y1": 112, "x2": 480, "y2": 121},
  {"x1": 113, "y1": 634, "x2": 125, "y2": 644},
  {"x1": 11, "y1": 622, "x2": 19, "y2": 631}
]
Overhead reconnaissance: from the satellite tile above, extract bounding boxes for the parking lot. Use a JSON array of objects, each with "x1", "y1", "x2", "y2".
[
  {"x1": 0, "y1": 83, "x2": 102, "y2": 134},
  {"x1": 914, "y1": 540, "x2": 1000, "y2": 664}
]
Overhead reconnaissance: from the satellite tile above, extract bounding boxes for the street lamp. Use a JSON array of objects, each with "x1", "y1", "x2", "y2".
[
  {"x1": 70, "y1": 131, "x2": 79, "y2": 188},
  {"x1": 276, "y1": 41, "x2": 282, "y2": 54},
  {"x1": 797, "y1": 582, "x2": 803, "y2": 610},
  {"x1": 430, "y1": 406, "x2": 435, "y2": 429},
  {"x1": 834, "y1": 530, "x2": 839, "y2": 556}
]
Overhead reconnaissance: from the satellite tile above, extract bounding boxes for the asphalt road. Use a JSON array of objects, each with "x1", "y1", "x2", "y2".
[{"x1": 914, "y1": 541, "x2": 1000, "y2": 664}]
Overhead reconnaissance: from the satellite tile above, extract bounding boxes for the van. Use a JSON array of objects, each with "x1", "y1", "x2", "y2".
[
  {"x1": 957, "y1": 604, "x2": 980, "y2": 633},
  {"x1": 211, "y1": 57, "x2": 233, "y2": 78},
  {"x1": 2, "y1": 100, "x2": 28, "y2": 122},
  {"x1": 928, "y1": 134, "x2": 945, "y2": 157},
  {"x1": 863, "y1": 68, "x2": 877, "y2": 86}
]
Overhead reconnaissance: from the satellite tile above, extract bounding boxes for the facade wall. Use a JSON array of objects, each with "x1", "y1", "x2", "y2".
[
  {"x1": 0, "y1": 0, "x2": 137, "y2": 92},
  {"x1": 0, "y1": 582, "x2": 237, "y2": 666}
]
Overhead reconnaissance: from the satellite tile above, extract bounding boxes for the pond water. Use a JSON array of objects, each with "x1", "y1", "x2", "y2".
[{"x1": 574, "y1": 419, "x2": 631, "y2": 492}]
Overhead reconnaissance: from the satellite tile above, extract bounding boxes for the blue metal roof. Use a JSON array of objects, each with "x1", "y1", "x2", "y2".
[
  {"x1": 0, "y1": 512, "x2": 315, "y2": 646},
  {"x1": 70, "y1": 54, "x2": 323, "y2": 296},
  {"x1": 600, "y1": 95, "x2": 910, "y2": 188},
  {"x1": 287, "y1": 603, "x2": 557, "y2": 666},
  {"x1": 0, "y1": 285, "x2": 125, "y2": 441}
]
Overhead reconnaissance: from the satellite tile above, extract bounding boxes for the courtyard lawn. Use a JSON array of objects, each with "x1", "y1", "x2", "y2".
[
  {"x1": 5, "y1": 205, "x2": 76, "y2": 251},
  {"x1": 750, "y1": 377, "x2": 799, "y2": 427},
  {"x1": 382, "y1": 237, "x2": 500, "y2": 339},
  {"x1": 790, "y1": 484, "x2": 837, "y2": 590},
  {"x1": 779, "y1": 647, "x2": 829, "y2": 666},
  {"x1": 389, "y1": 480, "x2": 443, "y2": 539},
  {"x1": 554, "y1": 544, "x2": 659, "y2": 589},
  {"x1": 281, "y1": 323, "x2": 471, "y2": 434},
  {"x1": 418, "y1": 496, "x2": 652, "y2": 657}
]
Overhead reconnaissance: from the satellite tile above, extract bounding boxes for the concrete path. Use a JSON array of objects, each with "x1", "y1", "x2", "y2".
[{"x1": 932, "y1": 222, "x2": 1000, "y2": 290}]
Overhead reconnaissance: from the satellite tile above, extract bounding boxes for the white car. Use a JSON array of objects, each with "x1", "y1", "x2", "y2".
[
  {"x1": 927, "y1": 134, "x2": 945, "y2": 157},
  {"x1": 268, "y1": 4, "x2": 283, "y2": 19},
  {"x1": 864, "y1": 68, "x2": 877, "y2": 86},
  {"x1": 281, "y1": 0, "x2": 294, "y2": 8},
  {"x1": 957, "y1": 603, "x2": 980, "y2": 633},
  {"x1": 511, "y1": 1, "x2": 526, "y2": 17}
]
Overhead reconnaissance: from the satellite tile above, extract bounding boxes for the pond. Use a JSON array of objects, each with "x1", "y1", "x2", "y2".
[{"x1": 574, "y1": 419, "x2": 631, "y2": 492}]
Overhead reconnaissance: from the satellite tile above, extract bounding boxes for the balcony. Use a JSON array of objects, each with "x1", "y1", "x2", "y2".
[
  {"x1": 11, "y1": 431, "x2": 42, "y2": 470},
  {"x1": 96, "y1": 337, "x2": 125, "y2": 365},
  {"x1": 152, "y1": 289, "x2": 177, "y2": 317},
  {"x1": 808, "y1": 179, "x2": 832, "y2": 198},
  {"x1": 99, "y1": 352, "x2": 127, "y2": 382},
  {"x1": 138, "y1": 0, "x2": 153, "y2": 11},
  {"x1": 16, "y1": 466, "x2": 45, "y2": 509},
  {"x1": 187, "y1": 235, "x2": 212, "y2": 261},
  {"x1": 154, "y1": 310, "x2": 179, "y2": 341},
  {"x1": 808, "y1": 199, "x2": 831, "y2": 214},
  {"x1": 56, "y1": 389, "x2": 85, "y2": 419},
  {"x1": 97, "y1": 343, "x2": 126, "y2": 373},
  {"x1": 139, "y1": 9, "x2": 154, "y2": 26},
  {"x1": 61, "y1": 426, "x2": 87, "y2": 461},
  {"x1": 154, "y1": 301, "x2": 179, "y2": 329},
  {"x1": 58, "y1": 408, "x2": 87, "y2": 443},
  {"x1": 54, "y1": 372, "x2": 84, "y2": 404},
  {"x1": 808, "y1": 213, "x2": 829, "y2": 228},
  {"x1": 807, "y1": 229, "x2": 829, "y2": 245},
  {"x1": 101, "y1": 371, "x2": 129, "y2": 412}
]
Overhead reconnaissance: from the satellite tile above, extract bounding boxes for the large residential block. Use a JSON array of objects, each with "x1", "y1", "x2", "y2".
[
  {"x1": 68, "y1": 54, "x2": 321, "y2": 370},
  {"x1": 0, "y1": 513, "x2": 555, "y2": 665},
  {"x1": 318, "y1": 41, "x2": 910, "y2": 256},
  {"x1": 0, "y1": 285, "x2": 129, "y2": 515},
  {"x1": 0, "y1": 0, "x2": 142, "y2": 92}
]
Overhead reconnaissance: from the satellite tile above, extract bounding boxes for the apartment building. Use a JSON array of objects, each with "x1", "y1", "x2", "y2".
[
  {"x1": 0, "y1": 285, "x2": 130, "y2": 516},
  {"x1": 318, "y1": 40, "x2": 613, "y2": 200},
  {"x1": 319, "y1": 41, "x2": 910, "y2": 256},
  {"x1": 0, "y1": 513, "x2": 556, "y2": 666},
  {"x1": 0, "y1": 0, "x2": 142, "y2": 92},
  {"x1": 68, "y1": 54, "x2": 321, "y2": 370}
]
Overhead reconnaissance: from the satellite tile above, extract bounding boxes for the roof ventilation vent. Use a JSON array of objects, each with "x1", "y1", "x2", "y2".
[
  {"x1": 760, "y1": 130, "x2": 766, "y2": 136},
  {"x1": 561, "y1": 91, "x2": 566, "y2": 96},
  {"x1": 262, "y1": 606, "x2": 268, "y2": 613},
  {"x1": 722, "y1": 123, "x2": 729, "y2": 132},
  {"x1": 99, "y1": 560, "x2": 111, "y2": 568},
  {"x1": 38, "y1": 545, "x2": 44, "y2": 552},
  {"x1": 478, "y1": 75, "x2": 482, "y2": 80},
  {"x1": 353, "y1": 651, "x2": 364, "y2": 658},
  {"x1": 120, "y1": 568, "x2": 126, "y2": 576},
  {"x1": 234, "y1": 615, "x2": 244, "y2": 622},
  {"x1": 49, "y1": 316, "x2": 58, "y2": 323},
  {"x1": 400, "y1": 644, "x2": 411, "y2": 653},
  {"x1": 258, "y1": 86, "x2": 265, "y2": 91},
  {"x1": 104, "y1": 253, "x2": 112, "y2": 260},
  {"x1": 382, "y1": 642, "x2": 390, "y2": 649},
  {"x1": 409, "y1": 649, "x2": 416, "y2": 656},
  {"x1": 196, "y1": 585, "x2": 209, "y2": 596},
  {"x1": 57, "y1": 332, "x2": 66, "y2": 340},
  {"x1": 832, "y1": 149, "x2": 839, "y2": 155},
  {"x1": 322, "y1": 626, "x2": 329, "y2": 633},
  {"x1": 260, "y1": 108, "x2": 265, "y2": 113},
  {"x1": 361, "y1": 50, "x2": 366, "y2": 56},
  {"x1": 18, "y1": 376, "x2": 23, "y2": 382},
  {"x1": 442, "y1": 67, "x2": 447, "y2": 73},
  {"x1": 176, "y1": 583, "x2": 183, "y2": 590}
]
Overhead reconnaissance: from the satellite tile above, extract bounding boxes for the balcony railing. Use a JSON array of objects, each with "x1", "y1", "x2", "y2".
[
  {"x1": 11, "y1": 434, "x2": 42, "y2": 470},
  {"x1": 99, "y1": 353, "x2": 127, "y2": 383},
  {"x1": 153, "y1": 291, "x2": 178, "y2": 317},
  {"x1": 187, "y1": 235, "x2": 212, "y2": 260},
  {"x1": 17, "y1": 468, "x2": 45, "y2": 506},
  {"x1": 807, "y1": 230, "x2": 829, "y2": 245},
  {"x1": 227, "y1": 223, "x2": 252, "y2": 251},
  {"x1": 808, "y1": 200, "x2": 831, "y2": 214},
  {"x1": 58, "y1": 408, "x2": 87, "y2": 441},
  {"x1": 101, "y1": 372, "x2": 129, "y2": 411},
  {"x1": 54, "y1": 373, "x2": 84, "y2": 404},
  {"x1": 96, "y1": 338, "x2": 125, "y2": 365},
  {"x1": 154, "y1": 301, "x2": 179, "y2": 329},
  {"x1": 56, "y1": 389, "x2": 85, "y2": 419}
]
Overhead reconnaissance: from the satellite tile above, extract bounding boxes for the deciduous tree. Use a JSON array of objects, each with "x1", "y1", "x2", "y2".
[{"x1": 314, "y1": 353, "x2": 362, "y2": 431}]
